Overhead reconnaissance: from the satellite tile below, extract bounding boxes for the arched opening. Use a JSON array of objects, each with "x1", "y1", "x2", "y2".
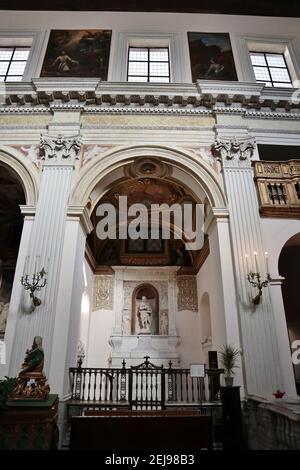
[
  {"x1": 0, "y1": 163, "x2": 26, "y2": 337},
  {"x1": 86, "y1": 172, "x2": 200, "y2": 272},
  {"x1": 279, "y1": 232, "x2": 300, "y2": 395},
  {"x1": 75, "y1": 145, "x2": 228, "y2": 367}
]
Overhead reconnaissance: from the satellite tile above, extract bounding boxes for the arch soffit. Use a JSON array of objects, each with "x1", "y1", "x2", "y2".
[{"x1": 71, "y1": 145, "x2": 227, "y2": 210}]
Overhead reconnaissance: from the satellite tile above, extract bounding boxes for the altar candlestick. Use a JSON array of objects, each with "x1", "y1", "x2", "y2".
[
  {"x1": 253, "y1": 251, "x2": 259, "y2": 273},
  {"x1": 265, "y1": 251, "x2": 269, "y2": 274},
  {"x1": 245, "y1": 254, "x2": 249, "y2": 272},
  {"x1": 24, "y1": 255, "x2": 29, "y2": 275}
]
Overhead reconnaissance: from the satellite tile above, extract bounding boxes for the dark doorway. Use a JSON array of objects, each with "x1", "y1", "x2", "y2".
[{"x1": 279, "y1": 232, "x2": 300, "y2": 395}]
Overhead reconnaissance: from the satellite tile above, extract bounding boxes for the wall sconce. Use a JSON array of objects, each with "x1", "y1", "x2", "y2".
[
  {"x1": 245, "y1": 252, "x2": 271, "y2": 305},
  {"x1": 21, "y1": 257, "x2": 47, "y2": 310}
]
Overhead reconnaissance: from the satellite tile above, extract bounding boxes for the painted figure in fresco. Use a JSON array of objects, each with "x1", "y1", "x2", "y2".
[
  {"x1": 52, "y1": 51, "x2": 79, "y2": 74},
  {"x1": 205, "y1": 59, "x2": 225, "y2": 78},
  {"x1": 137, "y1": 296, "x2": 152, "y2": 334}
]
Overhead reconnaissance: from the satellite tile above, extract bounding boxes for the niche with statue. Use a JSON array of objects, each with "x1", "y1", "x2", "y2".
[{"x1": 132, "y1": 284, "x2": 159, "y2": 335}]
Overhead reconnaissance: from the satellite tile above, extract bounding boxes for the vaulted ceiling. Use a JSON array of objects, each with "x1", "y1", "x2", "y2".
[{"x1": 0, "y1": 0, "x2": 299, "y2": 18}]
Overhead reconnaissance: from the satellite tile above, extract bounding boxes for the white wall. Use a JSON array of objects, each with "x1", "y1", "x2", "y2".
[
  {"x1": 196, "y1": 251, "x2": 227, "y2": 365},
  {"x1": 0, "y1": 10, "x2": 299, "y2": 83},
  {"x1": 261, "y1": 219, "x2": 300, "y2": 276},
  {"x1": 84, "y1": 262, "x2": 114, "y2": 367},
  {"x1": 176, "y1": 309, "x2": 204, "y2": 368}
]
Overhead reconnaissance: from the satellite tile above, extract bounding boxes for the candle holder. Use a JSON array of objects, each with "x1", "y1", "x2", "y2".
[
  {"x1": 247, "y1": 271, "x2": 271, "y2": 304},
  {"x1": 21, "y1": 268, "x2": 47, "y2": 309},
  {"x1": 245, "y1": 251, "x2": 271, "y2": 305}
]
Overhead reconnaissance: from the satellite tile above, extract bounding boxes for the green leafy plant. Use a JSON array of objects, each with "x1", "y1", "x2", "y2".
[
  {"x1": 0, "y1": 376, "x2": 18, "y2": 412},
  {"x1": 219, "y1": 344, "x2": 240, "y2": 377}
]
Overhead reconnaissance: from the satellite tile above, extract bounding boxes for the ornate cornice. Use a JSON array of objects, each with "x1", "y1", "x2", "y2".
[
  {"x1": 67, "y1": 205, "x2": 94, "y2": 235},
  {"x1": 1, "y1": 80, "x2": 300, "y2": 119},
  {"x1": 1, "y1": 105, "x2": 300, "y2": 121},
  {"x1": 40, "y1": 134, "x2": 81, "y2": 167},
  {"x1": 213, "y1": 137, "x2": 256, "y2": 168}
]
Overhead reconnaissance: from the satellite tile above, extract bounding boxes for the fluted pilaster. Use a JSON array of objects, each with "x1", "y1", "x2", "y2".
[
  {"x1": 214, "y1": 137, "x2": 282, "y2": 395},
  {"x1": 9, "y1": 134, "x2": 81, "y2": 377}
]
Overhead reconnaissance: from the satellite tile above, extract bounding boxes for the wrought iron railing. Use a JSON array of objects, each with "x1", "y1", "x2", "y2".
[{"x1": 69, "y1": 357, "x2": 223, "y2": 410}]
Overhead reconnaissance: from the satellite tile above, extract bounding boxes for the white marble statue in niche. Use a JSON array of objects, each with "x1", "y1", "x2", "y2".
[{"x1": 137, "y1": 296, "x2": 152, "y2": 334}]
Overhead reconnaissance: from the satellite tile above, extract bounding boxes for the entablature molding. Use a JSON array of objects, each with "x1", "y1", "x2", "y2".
[{"x1": 1, "y1": 80, "x2": 300, "y2": 118}]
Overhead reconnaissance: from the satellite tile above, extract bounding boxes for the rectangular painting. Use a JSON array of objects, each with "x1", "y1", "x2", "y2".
[
  {"x1": 188, "y1": 32, "x2": 237, "y2": 82},
  {"x1": 40, "y1": 29, "x2": 112, "y2": 79}
]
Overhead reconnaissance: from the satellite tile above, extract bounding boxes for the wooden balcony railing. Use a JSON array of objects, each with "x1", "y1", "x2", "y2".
[{"x1": 254, "y1": 160, "x2": 300, "y2": 218}]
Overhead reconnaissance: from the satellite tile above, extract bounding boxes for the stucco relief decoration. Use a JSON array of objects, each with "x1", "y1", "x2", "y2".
[
  {"x1": 40, "y1": 134, "x2": 81, "y2": 164},
  {"x1": 82, "y1": 144, "x2": 113, "y2": 166},
  {"x1": 213, "y1": 137, "x2": 255, "y2": 167},
  {"x1": 159, "y1": 310, "x2": 169, "y2": 335},
  {"x1": 92, "y1": 275, "x2": 114, "y2": 311},
  {"x1": 17, "y1": 145, "x2": 42, "y2": 168},
  {"x1": 177, "y1": 276, "x2": 198, "y2": 312},
  {"x1": 122, "y1": 313, "x2": 131, "y2": 335},
  {"x1": 160, "y1": 285, "x2": 168, "y2": 310},
  {"x1": 190, "y1": 146, "x2": 220, "y2": 172}
]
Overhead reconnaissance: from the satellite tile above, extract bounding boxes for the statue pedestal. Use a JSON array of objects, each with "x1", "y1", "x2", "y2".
[
  {"x1": 0, "y1": 394, "x2": 59, "y2": 449},
  {"x1": 109, "y1": 334, "x2": 181, "y2": 367},
  {"x1": 10, "y1": 372, "x2": 50, "y2": 401}
]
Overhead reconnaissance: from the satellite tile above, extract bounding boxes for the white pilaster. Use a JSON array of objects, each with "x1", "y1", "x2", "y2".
[
  {"x1": 113, "y1": 267, "x2": 125, "y2": 335},
  {"x1": 49, "y1": 207, "x2": 93, "y2": 398},
  {"x1": 168, "y1": 269, "x2": 178, "y2": 336},
  {"x1": 206, "y1": 211, "x2": 244, "y2": 394},
  {"x1": 8, "y1": 135, "x2": 81, "y2": 378},
  {"x1": 0, "y1": 211, "x2": 34, "y2": 379},
  {"x1": 215, "y1": 136, "x2": 283, "y2": 396}
]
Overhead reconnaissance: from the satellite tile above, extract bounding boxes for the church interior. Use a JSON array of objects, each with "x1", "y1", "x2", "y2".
[{"x1": 0, "y1": 0, "x2": 300, "y2": 452}]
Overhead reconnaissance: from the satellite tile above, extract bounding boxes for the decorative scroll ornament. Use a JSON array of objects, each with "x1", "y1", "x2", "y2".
[
  {"x1": 177, "y1": 276, "x2": 198, "y2": 312},
  {"x1": 92, "y1": 275, "x2": 114, "y2": 311},
  {"x1": 213, "y1": 137, "x2": 256, "y2": 167},
  {"x1": 40, "y1": 134, "x2": 81, "y2": 165}
]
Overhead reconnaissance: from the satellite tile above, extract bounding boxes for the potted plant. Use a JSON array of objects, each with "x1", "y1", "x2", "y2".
[
  {"x1": 0, "y1": 376, "x2": 17, "y2": 413},
  {"x1": 219, "y1": 344, "x2": 240, "y2": 387}
]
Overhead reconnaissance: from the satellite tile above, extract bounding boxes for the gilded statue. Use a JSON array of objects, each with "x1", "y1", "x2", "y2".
[{"x1": 10, "y1": 336, "x2": 50, "y2": 400}]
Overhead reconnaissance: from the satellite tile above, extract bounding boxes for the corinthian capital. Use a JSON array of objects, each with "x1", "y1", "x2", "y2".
[
  {"x1": 40, "y1": 134, "x2": 81, "y2": 166},
  {"x1": 213, "y1": 137, "x2": 255, "y2": 168}
]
